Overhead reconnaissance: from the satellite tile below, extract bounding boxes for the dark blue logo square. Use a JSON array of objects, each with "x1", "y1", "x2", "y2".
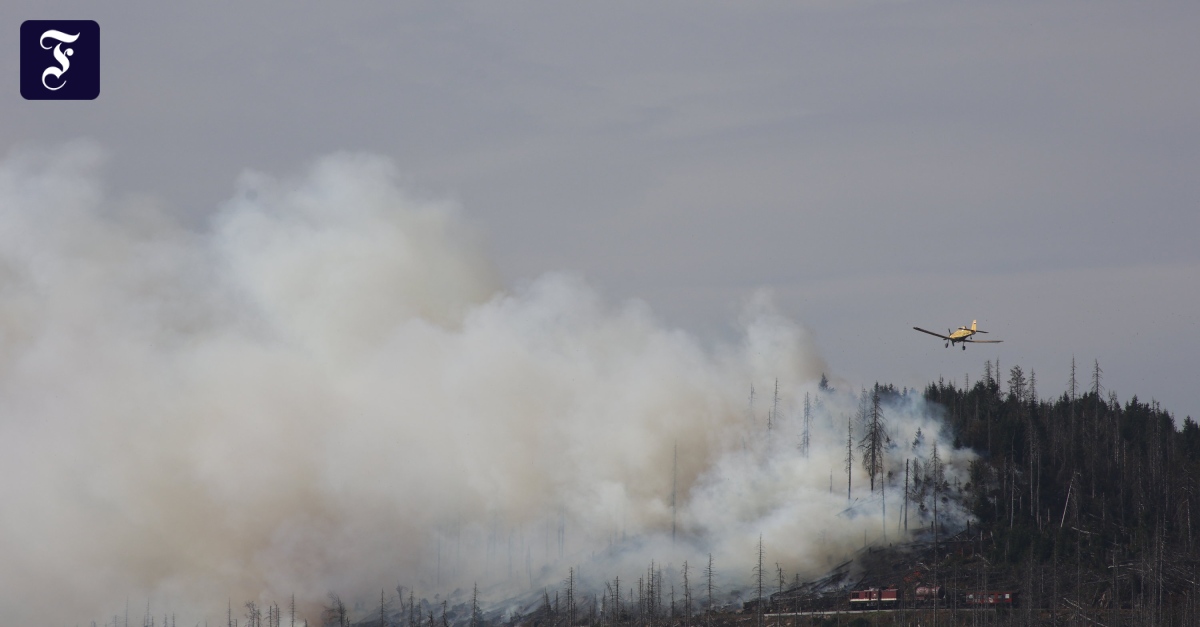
[{"x1": 21, "y1": 20, "x2": 100, "y2": 100}]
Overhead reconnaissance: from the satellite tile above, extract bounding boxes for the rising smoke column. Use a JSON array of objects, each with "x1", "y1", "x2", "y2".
[{"x1": 0, "y1": 143, "x2": 972, "y2": 626}]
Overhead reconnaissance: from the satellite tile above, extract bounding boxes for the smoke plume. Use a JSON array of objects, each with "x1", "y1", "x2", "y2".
[{"x1": 0, "y1": 143, "x2": 973, "y2": 626}]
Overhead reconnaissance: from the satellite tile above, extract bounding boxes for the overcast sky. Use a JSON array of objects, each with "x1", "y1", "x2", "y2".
[{"x1": 5, "y1": 1, "x2": 1198, "y2": 417}]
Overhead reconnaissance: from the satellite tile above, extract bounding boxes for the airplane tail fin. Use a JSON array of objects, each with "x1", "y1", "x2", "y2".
[{"x1": 971, "y1": 320, "x2": 977, "y2": 331}]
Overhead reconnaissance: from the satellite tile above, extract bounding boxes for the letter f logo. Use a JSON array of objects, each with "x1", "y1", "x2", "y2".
[
  {"x1": 39, "y1": 29, "x2": 81, "y2": 90},
  {"x1": 21, "y1": 20, "x2": 100, "y2": 100}
]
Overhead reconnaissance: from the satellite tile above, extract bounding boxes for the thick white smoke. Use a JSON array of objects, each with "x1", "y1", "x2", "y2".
[{"x1": 0, "y1": 143, "x2": 973, "y2": 626}]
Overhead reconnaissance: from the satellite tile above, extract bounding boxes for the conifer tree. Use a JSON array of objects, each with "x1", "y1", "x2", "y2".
[{"x1": 858, "y1": 384, "x2": 888, "y2": 491}]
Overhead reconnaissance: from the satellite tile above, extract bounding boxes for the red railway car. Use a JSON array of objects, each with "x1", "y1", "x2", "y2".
[{"x1": 849, "y1": 587, "x2": 900, "y2": 608}]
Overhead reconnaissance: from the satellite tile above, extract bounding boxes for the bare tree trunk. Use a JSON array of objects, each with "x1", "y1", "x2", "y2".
[
  {"x1": 755, "y1": 536, "x2": 764, "y2": 627},
  {"x1": 682, "y1": 561, "x2": 691, "y2": 627},
  {"x1": 705, "y1": 554, "x2": 714, "y2": 627},
  {"x1": 846, "y1": 415, "x2": 854, "y2": 499}
]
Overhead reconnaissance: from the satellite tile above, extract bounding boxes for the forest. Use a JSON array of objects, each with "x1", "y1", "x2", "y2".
[{"x1": 903, "y1": 358, "x2": 1200, "y2": 625}]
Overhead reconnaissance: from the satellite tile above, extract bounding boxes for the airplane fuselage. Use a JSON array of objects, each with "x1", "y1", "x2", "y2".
[{"x1": 948, "y1": 328, "x2": 976, "y2": 341}]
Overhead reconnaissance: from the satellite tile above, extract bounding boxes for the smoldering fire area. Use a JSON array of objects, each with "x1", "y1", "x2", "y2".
[{"x1": 0, "y1": 143, "x2": 973, "y2": 626}]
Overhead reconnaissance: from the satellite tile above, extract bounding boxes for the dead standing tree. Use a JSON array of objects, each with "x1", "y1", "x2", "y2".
[
  {"x1": 704, "y1": 554, "x2": 715, "y2": 627},
  {"x1": 565, "y1": 568, "x2": 576, "y2": 627},
  {"x1": 753, "y1": 535, "x2": 765, "y2": 627},
  {"x1": 800, "y1": 392, "x2": 811, "y2": 458},
  {"x1": 768, "y1": 379, "x2": 779, "y2": 433},
  {"x1": 681, "y1": 560, "x2": 692, "y2": 627},
  {"x1": 322, "y1": 595, "x2": 348, "y2": 627},
  {"x1": 845, "y1": 415, "x2": 854, "y2": 499},
  {"x1": 244, "y1": 602, "x2": 261, "y2": 627},
  {"x1": 930, "y1": 442, "x2": 945, "y2": 554},
  {"x1": 858, "y1": 385, "x2": 888, "y2": 492},
  {"x1": 470, "y1": 583, "x2": 480, "y2": 627}
]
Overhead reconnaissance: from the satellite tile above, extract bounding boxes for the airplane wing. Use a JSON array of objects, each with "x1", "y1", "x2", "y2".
[
  {"x1": 913, "y1": 327, "x2": 952, "y2": 341},
  {"x1": 964, "y1": 339, "x2": 1002, "y2": 344}
]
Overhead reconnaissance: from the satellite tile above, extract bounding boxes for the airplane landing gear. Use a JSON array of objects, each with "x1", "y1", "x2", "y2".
[
  {"x1": 945, "y1": 342, "x2": 949, "y2": 348},
  {"x1": 962, "y1": 345, "x2": 966, "y2": 350}
]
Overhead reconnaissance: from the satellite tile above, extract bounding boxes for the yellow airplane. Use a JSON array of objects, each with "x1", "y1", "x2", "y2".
[{"x1": 913, "y1": 320, "x2": 1002, "y2": 350}]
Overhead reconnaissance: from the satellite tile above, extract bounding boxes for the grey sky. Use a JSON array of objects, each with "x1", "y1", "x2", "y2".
[{"x1": 5, "y1": 1, "x2": 1198, "y2": 417}]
